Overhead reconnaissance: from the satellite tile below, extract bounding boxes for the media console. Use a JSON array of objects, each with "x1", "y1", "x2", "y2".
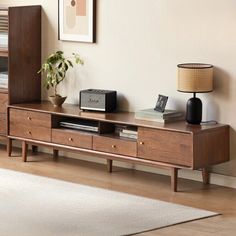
[{"x1": 7, "y1": 102, "x2": 230, "y2": 191}]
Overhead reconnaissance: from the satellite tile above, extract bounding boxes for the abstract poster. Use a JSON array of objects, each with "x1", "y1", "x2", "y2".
[{"x1": 59, "y1": 0, "x2": 95, "y2": 43}]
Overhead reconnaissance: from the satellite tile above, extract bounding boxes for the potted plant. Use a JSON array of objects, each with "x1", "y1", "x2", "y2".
[{"x1": 38, "y1": 50, "x2": 84, "y2": 107}]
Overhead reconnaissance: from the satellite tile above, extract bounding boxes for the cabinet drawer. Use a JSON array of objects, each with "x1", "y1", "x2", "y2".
[
  {"x1": 9, "y1": 124, "x2": 51, "y2": 142},
  {"x1": 0, "y1": 113, "x2": 6, "y2": 134},
  {"x1": 9, "y1": 108, "x2": 51, "y2": 128},
  {"x1": 0, "y1": 93, "x2": 8, "y2": 113},
  {"x1": 52, "y1": 129, "x2": 92, "y2": 149},
  {"x1": 138, "y1": 127, "x2": 193, "y2": 167},
  {"x1": 93, "y1": 136, "x2": 137, "y2": 157}
]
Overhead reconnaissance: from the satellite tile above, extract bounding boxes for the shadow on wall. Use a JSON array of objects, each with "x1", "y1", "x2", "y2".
[
  {"x1": 213, "y1": 66, "x2": 231, "y2": 100},
  {"x1": 212, "y1": 126, "x2": 236, "y2": 177},
  {"x1": 41, "y1": 8, "x2": 59, "y2": 58},
  {"x1": 117, "y1": 93, "x2": 130, "y2": 111},
  {"x1": 41, "y1": 8, "x2": 60, "y2": 100},
  {"x1": 204, "y1": 98, "x2": 219, "y2": 121},
  {"x1": 204, "y1": 66, "x2": 231, "y2": 121},
  {"x1": 210, "y1": 66, "x2": 236, "y2": 176},
  {"x1": 168, "y1": 97, "x2": 185, "y2": 112}
]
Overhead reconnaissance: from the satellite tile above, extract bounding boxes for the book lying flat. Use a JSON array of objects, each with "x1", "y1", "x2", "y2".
[
  {"x1": 122, "y1": 129, "x2": 137, "y2": 135},
  {"x1": 135, "y1": 115, "x2": 184, "y2": 123},
  {"x1": 119, "y1": 132, "x2": 137, "y2": 140},
  {"x1": 135, "y1": 108, "x2": 183, "y2": 119},
  {"x1": 0, "y1": 71, "x2": 8, "y2": 79},
  {"x1": 60, "y1": 120, "x2": 99, "y2": 132},
  {"x1": 0, "y1": 33, "x2": 8, "y2": 47}
]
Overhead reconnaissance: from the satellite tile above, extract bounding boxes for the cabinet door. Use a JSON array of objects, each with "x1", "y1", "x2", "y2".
[
  {"x1": 9, "y1": 108, "x2": 51, "y2": 142},
  {"x1": 138, "y1": 127, "x2": 193, "y2": 167}
]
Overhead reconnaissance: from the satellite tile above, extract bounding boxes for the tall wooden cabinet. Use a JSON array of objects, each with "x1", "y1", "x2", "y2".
[{"x1": 0, "y1": 5, "x2": 41, "y2": 146}]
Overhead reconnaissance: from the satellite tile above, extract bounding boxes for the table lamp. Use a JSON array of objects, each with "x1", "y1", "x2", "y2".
[{"x1": 177, "y1": 63, "x2": 213, "y2": 124}]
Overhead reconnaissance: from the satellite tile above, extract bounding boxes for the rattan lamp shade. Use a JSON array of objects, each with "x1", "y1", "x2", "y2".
[{"x1": 177, "y1": 63, "x2": 213, "y2": 93}]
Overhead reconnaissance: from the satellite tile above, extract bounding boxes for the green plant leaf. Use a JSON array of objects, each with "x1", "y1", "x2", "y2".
[{"x1": 39, "y1": 50, "x2": 84, "y2": 90}]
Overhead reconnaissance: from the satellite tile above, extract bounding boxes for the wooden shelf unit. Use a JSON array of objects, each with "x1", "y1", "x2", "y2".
[
  {"x1": 0, "y1": 6, "x2": 41, "y2": 143},
  {"x1": 8, "y1": 102, "x2": 230, "y2": 192},
  {"x1": 0, "y1": 48, "x2": 8, "y2": 57}
]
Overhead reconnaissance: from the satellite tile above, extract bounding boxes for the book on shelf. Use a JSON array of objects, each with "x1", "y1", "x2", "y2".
[
  {"x1": 135, "y1": 115, "x2": 184, "y2": 123},
  {"x1": 0, "y1": 71, "x2": 8, "y2": 79},
  {"x1": 115, "y1": 124, "x2": 138, "y2": 139},
  {"x1": 135, "y1": 108, "x2": 183, "y2": 119},
  {"x1": 0, "y1": 31, "x2": 8, "y2": 47},
  {"x1": 135, "y1": 108, "x2": 184, "y2": 123},
  {"x1": 122, "y1": 129, "x2": 137, "y2": 135},
  {"x1": 121, "y1": 126, "x2": 137, "y2": 135},
  {"x1": 0, "y1": 71, "x2": 8, "y2": 88},
  {"x1": 0, "y1": 10, "x2": 8, "y2": 17},
  {"x1": 0, "y1": 11, "x2": 8, "y2": 46},
  {"x1": 60, "y1": 120, "x2": 99, "y2": 132},
  {"x1": 119, "y1": 132, "x2": 137, "y2": 140}
]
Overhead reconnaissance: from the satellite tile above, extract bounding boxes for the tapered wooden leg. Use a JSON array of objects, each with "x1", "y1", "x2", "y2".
[
  {"x1": 22, "y1": 141, "x2": 28, "y2": 162},
  {"x1": 202, "y1": 168, "x2": 210, "y2": 184},
  {"x1": 171, "y1": 168, "x2": 178, "y2": 192},
  {"x1": 53, "y1": 149, "x2": 59, "y2": 161},
  {"x1": 7, "y1": 138, "x2": 12, "y2": 157},
  {"x1": 32, "y1": 145, "x2": 38, "y2": 154},
  {"x1": 107, "y1": 159, "x2": 113, "y2": 173}
]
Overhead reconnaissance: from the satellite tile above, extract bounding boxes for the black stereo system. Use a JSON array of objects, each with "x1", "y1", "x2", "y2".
[{"x1": 79, "y1": 89, "x2": 117, "y2": 112}]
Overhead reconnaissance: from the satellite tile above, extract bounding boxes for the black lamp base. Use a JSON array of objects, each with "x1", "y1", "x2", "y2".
[{"x1": 186, "y1": 94, "x2": 202, "y2": 125}]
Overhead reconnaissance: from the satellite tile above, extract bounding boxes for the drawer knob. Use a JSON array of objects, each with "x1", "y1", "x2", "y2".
[
  {"x1": 28, "y1": 131, "x2": 32, "y2": 135},
  {"x1": 27, "y1": 117, "x2": 32, "y2": 121},
  {"x1": 139, "y1": 141, "x2": 144, "y2": 145},
  {"x1": 112, "y1": 145, "x2": 116, "y2": 148},
  {"x1": 69, "y1": 138, "x2": 73, "y2": 142}
]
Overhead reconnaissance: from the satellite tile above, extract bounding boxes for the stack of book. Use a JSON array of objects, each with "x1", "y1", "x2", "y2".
[
  {"x1": 0, "y1": 71, "x2": 8, "y2": 89},
  {"x1": 135, "y1": 108, "x2": 184, "y2": 123},
  {"x1": 0, "y1": 12, "x2": 8, "y2": 48},
  {"x1": 0, "y1": 33, "x2": 8, "y2": 48},
  {"x1": 115, "y1": 125, "x2": 137, "y2": 140}
]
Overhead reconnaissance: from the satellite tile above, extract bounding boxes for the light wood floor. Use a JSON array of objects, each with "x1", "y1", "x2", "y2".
[{"x1": 0, "y1": 145, "x2": 236, "y2": 236}]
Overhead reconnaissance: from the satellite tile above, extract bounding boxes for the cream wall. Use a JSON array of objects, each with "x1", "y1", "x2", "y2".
[{"x1": 1, "y1": 0, "x2": 236, "y2": 177}]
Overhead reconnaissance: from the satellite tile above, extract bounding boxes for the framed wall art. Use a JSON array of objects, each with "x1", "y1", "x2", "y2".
[{"x1": 58, "y1": 0, "x2": 96, "y2": 43}]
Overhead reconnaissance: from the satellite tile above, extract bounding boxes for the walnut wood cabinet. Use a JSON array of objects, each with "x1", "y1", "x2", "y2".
[
  {"x1": 0, "y1": 5, "x2": 41, "y2": 151},
  {"x1": 7, "y1": 102, "x2": 230, "y2": 192}
]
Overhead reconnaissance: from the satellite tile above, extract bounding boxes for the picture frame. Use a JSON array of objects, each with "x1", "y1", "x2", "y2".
[
  {"x1": 154, "y1": 95, "x2": 168, "y2": 113},
  {"x1": 58, "y1": 0, "x2": 96, "y2": 43}
]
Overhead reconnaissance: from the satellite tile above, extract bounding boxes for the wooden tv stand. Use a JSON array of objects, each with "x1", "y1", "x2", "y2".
[{"x1": 7, "y1": 102, "x2": 230, "y2": 191}]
